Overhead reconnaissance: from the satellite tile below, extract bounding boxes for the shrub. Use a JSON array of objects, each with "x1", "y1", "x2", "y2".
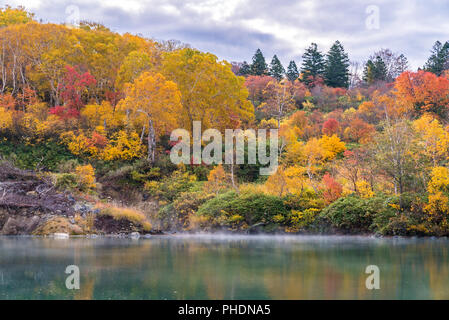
[
  {"x1": 283, "y1": 189, "x2": 325, "y2": 212},
  {"x1": 55, "y1": 173, "x2": 78, "y2": 191},
  {"x1": 158, "y1": 191, "x2": 215, "y2": 230},
  {"x1": 75, "y1": 164, "x2": 96, "y2": 191},
  {"x1": 57, "y1": 159, "x2": 80, "y2": 173},
  {"x1": 197, "y1": 190, "x2": 289, "y2": 227},
  {"x1": 0, "y1": 139, "x2": 77, "y2": 170},
  {"x1": 288, "y1": 208, "x2": 321, "y2": 232},
  {"x1": 145, "y1": 168, "x2": 197, "y2": 202},
  {"x1": 319, "y1": 195, "x2": 375, "y2": 233}
]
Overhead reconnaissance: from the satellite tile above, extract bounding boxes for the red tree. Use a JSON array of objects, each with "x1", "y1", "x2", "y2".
[
  {"x1": 322, "y1": 173, "x2": 343, "y2": 204},
  {"x1": 50, "y1": 65, "x2": 96, "y2": 119},
  {"x1": 322, "y1": 118, "x2": 340, "y2": 136}
]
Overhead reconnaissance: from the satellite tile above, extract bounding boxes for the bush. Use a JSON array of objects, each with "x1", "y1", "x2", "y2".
[
  {"x1": 55, "y1": 173, "x2": 78, "y2": 191},
  {"x1": 288, "y1": 208, "x2": 321, "y2": 232},
  {"x1": 283, "y1": 189, "x2": 325, "y2": 211},
  {"x1": 75, "y1": 164, "x2": 96, "y2": 191},
  {"x1": 158, "y1": 190, "x2": 215, "y2": 230},
  {"x1": 319, "y1": 195, "x2": 375, "y2": 233},
  {"x1": 197, "y1": 190, "x2": 289, "y2": 228},
  {"x1": 145, "y1": 168, "x2": 198, "y2": 202},
  {"x1": 0, "y1": 139, "x2": 77, "y2": 170}
]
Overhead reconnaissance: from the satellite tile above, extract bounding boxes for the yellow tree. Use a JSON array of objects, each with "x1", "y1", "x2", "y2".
[
  {"x1": 161, "y1": 48, "x2": 253, "y2": 132},
  {"x1": 115, "y1": 50, "x2": 153, "y2": 90},
  {"x1": 413, "y1": 114, "x2": 449, "y2": 167},
  {"x1": 117, "y1": 72, "x2": 182, "y2": 162},
  {"x1": 0, "y1": 5, "x2": 34, "y2": 27},
  {"x1": 204, "y1": 165, "x2": 229, "y2": 195}
]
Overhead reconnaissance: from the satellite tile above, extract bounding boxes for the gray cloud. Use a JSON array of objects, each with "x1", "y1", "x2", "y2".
[{"x1": 4, "y1": 0, "x2": 449, "y2": 69}]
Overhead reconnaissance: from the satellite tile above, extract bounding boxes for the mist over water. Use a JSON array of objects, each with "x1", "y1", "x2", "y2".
[{"x1": 1, "y1": 235, "x2": 449, "y2": 299}]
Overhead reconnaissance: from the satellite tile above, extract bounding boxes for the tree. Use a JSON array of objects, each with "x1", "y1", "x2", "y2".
[
  {"x1": 412, "y1": 114, "x2": 449, "y2": 167},
  {"x1": 369, "y1": 49, "x2": 409, "y2": 81},
  {"x1": 424, "y1": 41, "x2": 449, "y2": 76},
  {"x1": 115, "y1": 51, "x2": 152, "y2": 90},
  {"x1": 269, "y1": 55, "x2": 285, "y2": 81},
  {"x1": 0, "y1": 5, "x2": 34, "y2": 27},
  {"x1": 244, "y1": 75, "x2": 273, "y2": 106},
  {"x1": 238, "y1": 61, "x2": 251, "y2": 76},
  {"x1": 49, "y1": 66, "x2": 96, "y2": 119},
  {"x1": 117, "y1": 72, "x2": 183, "y2": 162},
  {"x1": 363, "y1": 56, "x2": 387, "y2": 84},
  {"x1": 394, "y1": 71, "x2": 449, "y2": 118},
  {"x1": 161, "y1": 48, "x2": 253, "y2": 132},
  {"x1": 260, "y1": 79, "x2": 297, "y2": 129},
  {"x1": 322, "y1": 173, "x2": 343, "y2": 204},
  {"x1": 324, "y1": 40, "x2": 350, "y2": 88},
  {"x1": 286, "y1": 60, "x2": 299, "y2": 82},
  {"x1": 300, "y1": 43, "x2": 325, "y2": 86},
  {"x1": 322, "y1": 118, "x2": 340, "y2": 136},
  {"x1": 205, "y1": 165, "x2": 229, "y2": 195},
  {"x1": 251, "y1": 49, "x2": 268, "y2": 76},
  {"x1": 374, "y1": 120, "x2": 420, "y2": 195}
]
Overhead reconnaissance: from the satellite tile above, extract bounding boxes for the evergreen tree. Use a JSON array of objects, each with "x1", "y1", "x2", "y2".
[
  {"x1": 424, "y1": 40, "x2": 449, "y2": 76},
  {"x1": 251, "y1": 49, "x2": 268, "y2": 76},
  {"x1": 324, "y1": 40, "x2": 350, "y2": 88},
  {"x1": 286, "y1": 60, "x2": 299, "y2": 82},
  {"x1": 363, "y1": 60, "x2": 376, "y2": 84},
  {"x1": 300, "y1": 43, "x2": 325, "y2": 85},
  {"x1": 363, "y1": 56, "x2": 387, "y2": 84},
  {"x1": 269, "y1": 55, "x2": 285, "y2": 81},
  {"x1": 239, "y1": 61, "x2": 251, "y2": 76}
]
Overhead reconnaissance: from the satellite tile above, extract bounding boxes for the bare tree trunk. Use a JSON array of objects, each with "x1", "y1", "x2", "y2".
[
  {"x1": 148, "y1": 119, "x2": 156, "y2": 163},
  {"x1": 140, "y1": 125, "x2": 146, "y2": 144}
]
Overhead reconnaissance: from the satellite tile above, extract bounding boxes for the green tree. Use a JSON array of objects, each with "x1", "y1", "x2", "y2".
[
  {"x1": 300, "y1": 43, "x2": 325, "y2": 86},
  {"x1": 269, "y1": 55, "x2": 285, "y2": 81},
  {"x1": 239, "y1": 61, "x2": 251, "y2": 76},
  {"x1": 251, "y1": 49, "x2": 268, "y2": 76},
  {"x1": 363, "y1": 56, "x2": 387, "y2": 84},
  {"x1": 286, "y1": 60, "x2": 299, "y2": 82},
  {"x1": 324, "y1": 40, "x2": 350, "y2": 88},
  {"x1": 424, "y1": 41, "x2": 449, "y2": 76}
]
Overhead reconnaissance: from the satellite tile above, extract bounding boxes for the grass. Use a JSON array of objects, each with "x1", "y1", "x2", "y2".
[{"x1": 98, "y1": 205, "x2": 152, "y2": 232}]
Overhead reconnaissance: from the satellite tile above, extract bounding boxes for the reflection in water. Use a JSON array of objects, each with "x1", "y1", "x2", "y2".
[{"x1": 1, "y1": 235, "x2": 449, "y2": 299}]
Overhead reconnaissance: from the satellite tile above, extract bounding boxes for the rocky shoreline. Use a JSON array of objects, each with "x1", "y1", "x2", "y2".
[{"x1": 0, "y1": 162, "x2": 154, "y2": 236}]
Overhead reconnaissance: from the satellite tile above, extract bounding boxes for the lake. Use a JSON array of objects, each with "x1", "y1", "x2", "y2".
[{"x1": 1, "y1": 235, "x2": 449, "y2": 299}]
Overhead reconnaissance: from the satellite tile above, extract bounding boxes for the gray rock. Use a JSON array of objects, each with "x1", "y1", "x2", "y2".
[{"x1": 130, "y1": 232, "x2": 140, "y2": 239}]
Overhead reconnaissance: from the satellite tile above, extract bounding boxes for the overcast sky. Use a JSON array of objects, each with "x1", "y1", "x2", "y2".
[{"x1": 4, "y1": 0, "x2": 449, "y2": 69}]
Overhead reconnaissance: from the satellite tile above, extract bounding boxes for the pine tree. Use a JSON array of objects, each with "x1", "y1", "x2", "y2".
[
  {"x1": 300, "y1": 43, "x2": 325, "y2": 86},
  {"x1": 286, "y1": 60, "x2": 299, "y2": 82},
  {"x1": 239, "y1": 61, "x2": 251, "y2": 76},
  {"x1": 363, "y1": 56, "x2": 387, "y2": 84},
  {"x1": 269, "y1": 55, "x2": 285, "y2": 81},
  {"x1": 363, "y1": 60, "x2": 376, "y2": 84},
  {"x1": 424, "y1": 41, "x2": 449, "y2": 76},
  {"x1": 324, "y1": 40, "x2": 350, "y2": 88},
  {"x1": 251, "y1": 49, "x2": 268, "y2": 76}
]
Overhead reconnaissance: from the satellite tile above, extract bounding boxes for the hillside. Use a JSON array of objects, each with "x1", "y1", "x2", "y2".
[{"x1": 2, "y1": 6, "x2": 449, "y2": 236}]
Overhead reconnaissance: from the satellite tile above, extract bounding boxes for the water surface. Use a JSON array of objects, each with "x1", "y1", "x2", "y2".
[{"x1": 1, "y1": 235, "x2": 449, "y2": 299}]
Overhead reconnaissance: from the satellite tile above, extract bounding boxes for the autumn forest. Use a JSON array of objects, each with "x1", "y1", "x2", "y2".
[{"x1": 2, "y1": 5, "x2": 449, "y2": 236}]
